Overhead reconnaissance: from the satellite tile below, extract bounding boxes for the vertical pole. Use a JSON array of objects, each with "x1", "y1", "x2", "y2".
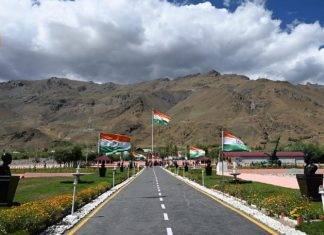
[
  {"x1": 71, "y1": 163, "x2": 80, "y2": 214},
  {"x1": 133, "y1": 163, "x2": 135, "y2": 176},
  {"x1": 113, "y1": 168, "x2": 115, "y2": 187},
  {"x1": 127, "y1": 167, "x2": 130, "y2": 179},
  {"x1": 97, "y1": 133, "x2": 100, "y2": 157},
  {"x1": 221, "y1": 130, "x2": 224, "y2": 175},
  {"x1": 202, "y1": 168, "x2": 205, "y2": 187},
  {"x1": 151, "y1": 110, "x2": 154, "y2": 161},
  {"x1": 71, "y1": 179, "x2": 77, "y2": 214}
]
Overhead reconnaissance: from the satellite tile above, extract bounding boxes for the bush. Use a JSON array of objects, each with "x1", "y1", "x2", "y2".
[{"x1": 0, "y1": 182, "x2": 111, "y2": 234}]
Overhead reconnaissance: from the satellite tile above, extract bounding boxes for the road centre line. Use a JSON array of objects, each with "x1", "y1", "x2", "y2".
[
  {"x1": 161, "y1": 204, "x2": 165, "y2": 209},
  {"x1": 158, "y1": 192, "x2": 161, "y2": 196},
  {"x1": 163, "y1": 213, "x2": 169, "y2": 221},
  {"x1": 166, "y1": 228, "x2": 173, "y2": 235},
  {"x1": 159, "y1": 197, "x2": 163, "y2": 202}
]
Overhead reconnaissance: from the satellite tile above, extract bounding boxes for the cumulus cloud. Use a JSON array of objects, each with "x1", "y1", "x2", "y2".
[{"x1": 0, "y1": 0, "x2": 323, "y2": 84}]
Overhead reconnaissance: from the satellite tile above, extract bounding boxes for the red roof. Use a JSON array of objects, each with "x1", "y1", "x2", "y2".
[
  {"x1": 95, "y1": 155, "x2": 113, "y2": 162},
  {"x1": 223, "y1": 152, "x2": 304, "y2": 158}
]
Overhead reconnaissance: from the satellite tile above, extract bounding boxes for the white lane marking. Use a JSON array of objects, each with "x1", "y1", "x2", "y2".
[
  {"x1": 163, "y1": 213, "x2": 169, "y2": 221},
  {"x1": 161, "y1": 204, "x2": 165, "y2": 209},
  {"x1": 159, "y1": 197, "x2": 163, "y2": 202},
  {"x1": 158, "y1": 189, "x2": 160, "y2": 192},
  {"x1": 158, "y1": 192, "x2": 162, "y2": 196},
  {"x1": 166, "y1": 228, "x2": 173, "y2": 235}
]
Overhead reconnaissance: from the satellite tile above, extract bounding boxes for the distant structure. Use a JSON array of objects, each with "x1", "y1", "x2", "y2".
[{"x1": 223, "y1": 151, "x2": 305, "y2": 166}]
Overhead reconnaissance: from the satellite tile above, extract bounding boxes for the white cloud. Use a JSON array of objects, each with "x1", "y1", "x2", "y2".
[
  {"x1": 223, "y1": 0, "x2": 232, "y2": 7},
  {"x1": 0, "y1": 0, "x2": 323, "y2": 84}
]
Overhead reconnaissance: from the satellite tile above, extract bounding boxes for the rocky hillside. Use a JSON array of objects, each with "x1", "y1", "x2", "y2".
[{"x1": 0, "y1": 71, "x2": 323, "y2": 150}]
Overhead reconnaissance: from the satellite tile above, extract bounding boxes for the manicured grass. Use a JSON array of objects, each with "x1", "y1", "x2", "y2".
[
  {"x1": 297, "y1": 221, "x2": 324, "y2": 235},
  {"x1": 0, "y1": 167, "x2": 140, "y2": 234},
  {"x1": 170, "y1": 167, "x2": 323, "y2": 221},
  {"x1": 12, "y1": 167, "x2": 94, "y2": 174},
  {"x1": 14, "y1": 169, "x2": 129, "y2": 203}
]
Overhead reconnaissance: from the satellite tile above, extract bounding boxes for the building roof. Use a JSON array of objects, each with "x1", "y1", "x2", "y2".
[
  {"x1": 223, "y1": 151, "x2": 304, "y2": 158},
  {"x1": 95, "y1": 155, "x2": 113, "y2": 161}
]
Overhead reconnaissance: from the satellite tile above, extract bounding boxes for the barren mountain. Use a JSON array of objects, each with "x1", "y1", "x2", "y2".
[{"x1": 0, "y1": 71, "x2": 323, "y2": 151}]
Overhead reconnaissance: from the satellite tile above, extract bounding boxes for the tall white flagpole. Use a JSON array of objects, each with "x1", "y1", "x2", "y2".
[
  {"x1": 97, "y1": 133, "x2": 100, "y2": 157},
  {"x1": 151, "y1": 110, "x2": 154, "y2": 160},
  {"x1": 221, "y1": 130, "x2": 224, "y2": 175}
]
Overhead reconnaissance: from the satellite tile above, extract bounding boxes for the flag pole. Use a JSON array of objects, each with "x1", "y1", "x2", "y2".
[
  {"x1": 97, "y1": 133, "x2": 100, "y2": 157},
  {"x1": 221, "y1": 130, "x2": 224, "y2": 175},
  {"x1": 151, "y1": 110, "x2": 154, "y2": 162}
]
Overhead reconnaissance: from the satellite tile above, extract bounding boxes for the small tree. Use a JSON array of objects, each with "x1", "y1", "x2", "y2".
[
  {"x1": 71, "y1": 145, "x2": 83, "y2": 167},
  {"x1": 54, "y1": 148, "x2": 71, "y2": 167},
  {"x1": 87, "y1": 151, "x2": 97, "y2": 162}
]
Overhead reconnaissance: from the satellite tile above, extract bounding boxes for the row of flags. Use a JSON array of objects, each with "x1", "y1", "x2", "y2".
[{"x1": 98, "y1": 109, "x2": 250, "y2": 157}]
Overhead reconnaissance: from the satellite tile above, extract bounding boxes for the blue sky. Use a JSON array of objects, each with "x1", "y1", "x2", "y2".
[{"x1": 170, "y1": 0, "x2": 324, "y2": 28}]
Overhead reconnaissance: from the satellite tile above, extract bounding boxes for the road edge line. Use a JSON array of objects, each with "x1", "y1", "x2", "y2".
[
  {"x1": 162, "y1": 167, "x2": 304, "y2": 235},
  {"x1": 67, "y1": 168, "x2": 145, "y2": 235}
]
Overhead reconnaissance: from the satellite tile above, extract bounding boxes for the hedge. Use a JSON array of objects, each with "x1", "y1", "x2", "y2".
[{"x1": 0, "y1": 182, "x2": 110, "y2": 234}]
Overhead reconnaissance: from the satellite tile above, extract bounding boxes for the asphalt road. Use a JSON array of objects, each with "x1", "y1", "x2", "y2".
[{"x1": 74, "y1": 167, "x2": 269, "y2": 235}]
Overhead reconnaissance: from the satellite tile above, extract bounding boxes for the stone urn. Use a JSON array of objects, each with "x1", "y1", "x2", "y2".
[
  {"x1": 296, "y1": 154, "x2": 322, "y2": 201},
  {"x1": 205, "y1": 160, "x2": 212, "y2": 176},
  {"x1": 99, "y1": 162, "x2": 107, "y2": 177},
  {"x1": 0, "y1": 153, "x2": 20, "y2": 206}
]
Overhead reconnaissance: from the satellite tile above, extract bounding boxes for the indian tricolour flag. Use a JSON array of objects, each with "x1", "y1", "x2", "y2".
[
  {"x1": 99, "y1": 133, "x2": 131, "y2": 155},
  {"x1": 153, "y1": 110, "x2": 171, "y2": 126},
  {"x1": 189, "y1": 147, "x2": 205, "y2": 158},
  {"x1": 223, "y1": 131, "x2": 250, "y2": 152}
]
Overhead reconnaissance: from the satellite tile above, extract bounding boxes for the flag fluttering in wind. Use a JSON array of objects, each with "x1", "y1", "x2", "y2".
[
  {"x1": 223, "y1": 131, "x2": 250, "y2": 152},
  {"x1": 99, "y1": 133, "x2": 131, "y2": 155},
  {"x1": 189, "y1": 147, "x2": 205, "y2": 158},
  {"x1": 153, "y1": 110, "x2": 171, "y2": 126}
]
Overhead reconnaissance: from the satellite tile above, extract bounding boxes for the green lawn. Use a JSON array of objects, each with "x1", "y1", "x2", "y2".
[
  {"x1": 12, "y1": 167, "x2": 94, "y2": 174},
  {"x1": 297, "y1": 221, "x2": 324, "y2": 235},
  {"x1": 14, "y1": 169, "x2": 129, "y2": 203},
  {"x1": 169, "y1": 167, "x2": 323, "y2": 232}
]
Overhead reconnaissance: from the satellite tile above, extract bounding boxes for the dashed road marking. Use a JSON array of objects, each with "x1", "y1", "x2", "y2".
[
  {"x1": 159, "y1": 197, "x2": 163, "y2": 202},
  {"x1": 158, "y1": 192, "x2": 162, "y2": 196},
  {"x1": 161, "y1": 204, "x2": 166, "y2": 209},
  {"x1": 166, "y1": 228, "x2": 173, "y2": 235},
  {"x1": 163, "y1": 213, "x2": 169, "y2": 221}
]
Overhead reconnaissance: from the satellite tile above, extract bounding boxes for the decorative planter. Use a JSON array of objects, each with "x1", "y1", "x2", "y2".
[
  {"x1": 296, "y1": 216, "x2": 303, "y2": 225},
  {"x1": 205, "y1": 166, "x2": 212, "y2": 176},
  {"x1": 99, "y1": 167, "x2": 107, "y2": 177},
  {"x1": 184, "y1": 165, "x2": 189, "y2": 172},
  {"x1": 0, "y1": 176, "x2": 20, "y2": 206},
  {"x1": 296, "y1": 174, "x2": 323, "y2": 201}
]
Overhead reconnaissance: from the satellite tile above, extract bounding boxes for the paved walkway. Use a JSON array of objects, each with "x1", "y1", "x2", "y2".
[
  {"x1": 13, "y1": 173, "x2": 73, "y2": 178},
  {"x1": 219, "y1": 172, "x2": 299, "y2": 189},
  {"x1": 72, "y1": 167, "x2": 269, "y2": 235}
]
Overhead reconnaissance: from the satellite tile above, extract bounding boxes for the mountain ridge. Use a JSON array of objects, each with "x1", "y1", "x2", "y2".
[{"x1": 0, "y1": 72, "x2": 323, "y2": 151}]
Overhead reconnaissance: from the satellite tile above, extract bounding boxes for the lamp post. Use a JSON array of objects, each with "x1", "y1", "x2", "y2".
[
  {"x1": 113, "y1": 166, "x2": 116, "y2": 188},
  {"x1": 202, "y1": 168, "x2": 205, "y2": 187},
  {"x1": 71, "y1": 163, "x2": 90, "y2": 214},
  {"x1": 319, "y1": 175, "x2": 324, "y2": 212}
]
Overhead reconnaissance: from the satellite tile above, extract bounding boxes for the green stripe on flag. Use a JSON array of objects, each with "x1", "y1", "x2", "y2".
[
  {"x1": 223, "y1": 144, "x2": 250, "y2": 152},
  {"x1": 99, "y1": 146, "x2": 130, "y2": 155},
  {"x1": 153, "y1": 119, "x2": 169, "y2": 126}
]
